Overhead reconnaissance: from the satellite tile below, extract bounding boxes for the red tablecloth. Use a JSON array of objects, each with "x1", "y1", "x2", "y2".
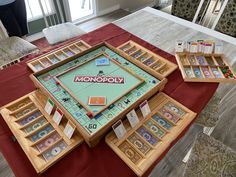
[{"x1": 0, "y1": 24, "x2": 218, "y2": 177}]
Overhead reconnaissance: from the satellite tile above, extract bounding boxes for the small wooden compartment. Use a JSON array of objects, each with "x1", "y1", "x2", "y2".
[
  {"x1": 118, "y1": 41, "x2": 177, "y2": 79},
  {"x1": 0, "y1": 90, "x2": 83, "y2": 174},
  {"x1": 105, "y1": 92, "x2": 196, "y2": 176},
  {"x1": 27, "y1": 40, "x2": 91, "y2": 73},
  {"x1": 175, "y1": 52, "x2": 236, "y2": 82}
]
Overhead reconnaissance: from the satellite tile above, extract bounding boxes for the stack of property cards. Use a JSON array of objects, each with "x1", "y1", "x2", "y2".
[{"x1": 175, "y1": 40, "x2": 223, "y2": 54}]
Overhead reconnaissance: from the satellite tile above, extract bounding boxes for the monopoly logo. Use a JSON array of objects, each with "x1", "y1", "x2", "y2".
[{"x1": 74, "y1": 75, "x2": 125, "y2": 84}]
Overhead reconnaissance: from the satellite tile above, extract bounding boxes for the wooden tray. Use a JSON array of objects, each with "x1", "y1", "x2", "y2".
[
  {"x1": 27, "y1": 40, "x2": 91, "y2": 73},
  {"x1": 0, "y1": 90, "x2": 83, "y2": 174},
  {"x1": 105, "y1": 92, "x2": 196, "y2": 176},
  {"x1": 117, "y1": 40, "x2": 177, "y2": 79},
  {"x1": 175, "y1": 52, "x2": 236, "y2": 83},
  {"x1": 30, "y1": 42, "x2": 167, "y2": 147}
]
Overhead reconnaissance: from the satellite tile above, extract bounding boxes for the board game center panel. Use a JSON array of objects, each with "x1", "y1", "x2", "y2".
[{"x1": 30, "y1": 42, "x2": 168, "y2": 147}]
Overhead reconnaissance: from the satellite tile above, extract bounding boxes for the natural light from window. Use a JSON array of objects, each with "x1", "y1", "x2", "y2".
[{"x1": 25, "y1": 0, "x2": 54, "y2": 21}]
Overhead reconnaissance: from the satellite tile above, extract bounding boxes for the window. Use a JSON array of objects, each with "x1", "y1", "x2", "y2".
[{"x1": 25, "y1": 0, "x2": 54, "y2": 21}]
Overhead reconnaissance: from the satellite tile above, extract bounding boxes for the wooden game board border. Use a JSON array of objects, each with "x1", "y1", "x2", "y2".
[
  {"x1": 117, "y1": 40, "x2": 178, "y2": 79},
  {"x1": 0, "y1": 90, "x2": 83, "y2": 174},
  {"x1": 105, "y1": 92, "x2": 196, "y2": 176},
  {"x1": 30, "y1": 42, "x2": 168, "y2": 147},
  {"x1": 54, "y1": 52, "x2": 145, "y2": 117},
  {"x1": 27, "y1": 39, "x2": 91, "y2": 73},
  {"x1": 175, "y1": 52, "x2": 236, "y2": 83}
]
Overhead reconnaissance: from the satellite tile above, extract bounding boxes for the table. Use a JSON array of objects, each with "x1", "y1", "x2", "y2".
[{"x1": 0, "y1": 9, "x2": 220, "y2": 177}]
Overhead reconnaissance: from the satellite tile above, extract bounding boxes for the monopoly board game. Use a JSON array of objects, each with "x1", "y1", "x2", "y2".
[{"x1": 31, "y1": 43, "x2": 167, "y2": 146}]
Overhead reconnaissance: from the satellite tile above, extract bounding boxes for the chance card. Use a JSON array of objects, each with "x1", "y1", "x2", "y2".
[
  {"x1": 88, "y1": 96, "x2": 106, "y2": 106},
  {"x1": 95, "y1": 57, "x2": 110, "y2": 66},
  {"x1": 139, "y1": 100, "x2": 151, "y2": 118}
]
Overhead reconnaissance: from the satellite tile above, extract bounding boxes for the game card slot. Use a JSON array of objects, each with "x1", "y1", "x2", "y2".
[
  {"x1": 196, "y1": 56, "x2": 208, "y2": 66},
  {"x1": 12, "y1": 104, "x2": 37, "y2": 119},
  {"x1": 48, "y1": 54, "x2": 60, "y2": 64},
  {"x1": 55, "y1": 51, "x2": 67, "y2": 60},
  {"x1": 211, "y1": 67, "x2": 224, "y2": 78},
  {"x1": 125, "y1": 46, "x2": 138, "y2": 55},
  {"x1": 143, "y1": 119, "x2": 166, "y2": 139},
  {"x1": 32, "y1": 61, "x2": 45, "y2": 71},
  {"x1": 158, "y1": 65, "x2": 169, "y2": 74},
  {"x1": 16, "y1": 111, "x2": 42, "y2": 126},
  {"x1": 155, "y1": 63, "x2": 166, "y2": 72},
  {"x1": 183, "y1": 66, "x2": 194, "y2": 78},
  {"x1": 30, "y1": 130, "x2": 56, "y2": 147},
  {"x1": 41, "y1": 140, "x2": 68, "y2": 162},
  {"x1": 192, "y1": 66, "x2": 203, "y2": 78},
  {"x1": 164, "y1": 101, "x2": 187, "y2": 119},
  {"x1": 10, "y1": 101, "x2": 35, "y2": 115},
  {"x1": 118, "y1": 141, "x2": 143, "y2": 165},
  {"x1": 127, "y1": 133, "x2": 151, "y2": 157},
  {"x1": 150, "y1": 60, "x2": 163, "y2": 70},
  {"x1": 158, "y1": 106, "x2": 181, "y2": 124},
  {"x1": 39, "y1": 58, "x2": 53, "y2": 68},
  {"x1": 24, "y1": 122, "x2": 51, "y2": 138},
  {"x1": 19, "y1": 114, "x2": 44, "y2": 129},
  {"x1": 131, "y1": 50, "x2": 144, "y2": 59},
  {"x1": 213, "y1": 56, "x2": 225, "y2": 66},
  {"x1": 205, "y1": 56, "x2": 216, "y2": 66},
  {"x1": 75, "y1": 42, "x2": 89, "y2": 51},
  {"x1": 63, "y1": 48, "x2": 75, "y2": 57},
  {"x1": 6, "y1": 97, "x2": 32, "y2": 112},
  {"x1": 142, "y1": 57, "x2": 156, "y2": 66},
  {"x1": 179, "y1": 55, "x2": 190, "y2": 65},
  {"x1": 29, "y1": 125, "x2": 55, "y2": 143},
  {"x1": 151, "y1": 114, "x2": 173, "y2": 132},
  {"x1": 201, "y1": 66, "x2": 214, "y2": 78},
  {"x1": 36, "y1": 135, "x2": 63, "y2": 155},
  {"x1": 188, "y1": 55, "x2": 198, "y2": 65},
  {"x1": 136, "y1": 53, "x2": 150, "y2": 62},
  {"x1": 69, "y1": 44, "x2": 81, "y2": 53},
  {"x1": 136, "y1": 126, "x2": 159, "y2": 147},
  {"x1": 219, "y1": 66, "x2": 236, "y2": 79},
  {"x1": 119, "y1": 43, "x2": 133, "y2": 52}
]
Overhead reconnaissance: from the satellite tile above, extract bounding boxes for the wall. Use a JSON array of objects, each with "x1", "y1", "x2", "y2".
[
  {"x1": 118, "y1": 0, "x2": 155, "y2": 12},
  {"x1": 96, "y1": 0, "x2": 120, "y2": 16}
]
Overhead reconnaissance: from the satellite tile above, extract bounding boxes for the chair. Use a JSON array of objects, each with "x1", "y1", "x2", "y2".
[
  {"x1": 0, "y1": 20, "x2": 38, "y2": 69},
  {"x1": 171, "y1": 0, "x2": 209, "y2": 21},
  {"x1": 183, "y1": 133, "x2": 236, "y2": 177},
  {"x1": 215, "y1": 0, "x2": 236, "y2": 37},
  {"x1": 39, "y1": 0, "x2": 86, "y2": 45}
]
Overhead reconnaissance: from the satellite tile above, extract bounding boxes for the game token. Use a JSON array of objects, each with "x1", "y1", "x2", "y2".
[
  {"x1": 86, "y1": 112, "x2": 93, "y2": 118},
  {"x1": 136, "y1": 126, "x2": 158, "y2": 145}
]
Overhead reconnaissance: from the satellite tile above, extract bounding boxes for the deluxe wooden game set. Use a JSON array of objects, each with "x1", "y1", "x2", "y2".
[
  {"x1": 0, "y1": 39, "x2": 201, "y2": 175},
  {"x1": 175, "y1": 40, "x2": 236, "y2": 83}
]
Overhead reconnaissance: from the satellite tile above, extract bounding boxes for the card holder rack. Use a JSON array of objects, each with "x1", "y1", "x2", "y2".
[
  {"x1": 0, "y1": 90, "x2": 83, "y2": 174},
  {"x1": 175, "y1": 52, "x2": 236, "y2": 83},
  {"x1": 105, "y1": 92, "x2": 196, "y2": 177},
  {"x1": 118, "y1": 41, "x2": 177, "y2": 79},
  {"x1": 27, "y1": 40, "x2": 91, "y2": 73}
]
